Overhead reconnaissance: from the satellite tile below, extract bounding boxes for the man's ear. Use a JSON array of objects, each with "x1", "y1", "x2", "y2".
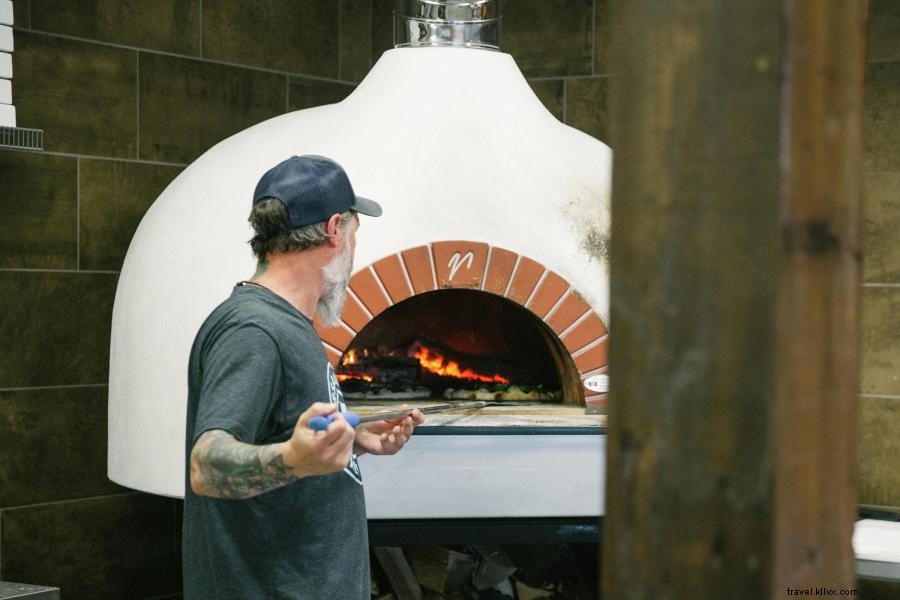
[{"x1": 325, "y1": 213, "x2": 343, "y2": 247}]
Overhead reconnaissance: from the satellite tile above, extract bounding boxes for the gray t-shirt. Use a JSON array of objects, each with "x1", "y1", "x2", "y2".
[{"x1": 183, "y1": 284, "x2": 369, "y2": 599}]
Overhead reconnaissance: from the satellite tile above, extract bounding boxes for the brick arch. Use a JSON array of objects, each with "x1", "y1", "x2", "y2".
[{"x1": 315, "y1": 241, "x2": 609, "y2": 407}]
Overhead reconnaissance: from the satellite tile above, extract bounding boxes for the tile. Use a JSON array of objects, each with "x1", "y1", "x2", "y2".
[
  {"x1": 350, "y1": 267, "x2": 391, "y2": 316},
  {"x1": 858, "y1": 396, "x2": 900, "y2": 509},
  {"x1": 0, "y1": 494, "x2": 180, "y2": 598},
  {"x1": 863, "y1": 171, "x2": 900, "y2": 283},
  {"x1": 339, "y1": 292, "x2": 371, "y2": 332},
  {"x1": 594, "y1": 0, "x2": 610, "y2": 75},
  {"x1": 502, "y1": 0, "x2": 593, "y2": 78},
  {"x1": 400, "y1": 246, "x2": 436, "y2": 295},
  {"x1": 12, "y1": 0, "x2": 28, "y2": 28},
  {"x1": 373, "y1": 254, "x2": 413, "y2": 304},
  {"x1": 546, "y1": 290, "x2": 591, "y2": 334},
  {"x1": 340, "y1": 0, "x2": 371, "y2": 82},
  {"x1": 287, "y1": 77, "x2": 355, "y2": 112},
  {"x1": 432, "y1": 241, "x2": 488, "y2": 289},
  {"x1": 79, "y1": 159, "x2": 183, "y2": 271},
  {"x1": 527, "y1": 78, "x2": 564, "y2": 121},
  {"x1": 526, "y1": 271, "x2": 569, "y2": 318},
  {"x1": 0, "y1": 151, "x2": 77, "y2": 269},
  {"x1": 861, "y1": 286, "x2": 900, "y2": 396},
  {"x1": 506, "y1": 256, "x2": 543, "y2": 305},
  {"x1": 314, "y1": 318, "x2": 353, "y2": 351},
  {"x1": 869, "y1": 0, "x2": 900, "y2": 62},
  {"x1": 483, "y1": 247, "x2": 517, "y2": 296},
  {"x1": 0, "y1": 271, "x2": 117, "y2": 388},
  {"x1": 139, "y1": 52, "x2": 286, "y2": 163},
  {"x1": 561, "y1": 312, "x2": 608, "y2": 354},
  {"x1": 0, "y1": 387, "x2": 123, "y2": 508},
  {"x1": 12, "y1": 31, "x2": 137, "y2": 157},
  {"x1": 324, "y1": 343, "x2": 342, "y2": 367},
  {"x1": 371, "y1": 0, "x2": 394, "y2": 63},
  {"x1": 865, "y1": 61, "x2": 900, "y2": 172},
  {"x1": 565, "y1": 76, "x2": 610, "y2": 142},
  {"x1": 573, "y1": 338, "x2": 608, "y2": 373},
  {"x1": 30, "y1": 0, "x2": 201, "y2": 55},
  {"x1": 202, "y1": 0, "x2": 339, "y2": 77}
]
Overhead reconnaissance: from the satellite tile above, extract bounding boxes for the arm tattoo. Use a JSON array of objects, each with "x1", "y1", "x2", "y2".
[{"x1": 191, "y1": 430, "x2": 294, "y2": 499}]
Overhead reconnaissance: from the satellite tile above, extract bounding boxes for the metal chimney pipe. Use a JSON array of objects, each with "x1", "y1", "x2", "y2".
[{"x1": 393, "y1": 0, "x2": 501, "y2": 50}]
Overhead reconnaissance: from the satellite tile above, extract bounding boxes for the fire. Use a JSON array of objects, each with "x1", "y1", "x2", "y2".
[
  {"x1": 337, "y1": 350, "x2": 373, "y2": 382},
  {"x1": 341, "y1": 349, "x2": 358, "y2": 366},
  {"x1": 413, "y1": 345, "x2": 509, "y2": 384},
  {"x1": 337, "y1": 373, "x2": 373, "y2": 382}
]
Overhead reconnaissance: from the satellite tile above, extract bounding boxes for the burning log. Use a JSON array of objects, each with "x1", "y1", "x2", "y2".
[{"x1": 338, "y1": 337, "x2": 559, "y2": 400}]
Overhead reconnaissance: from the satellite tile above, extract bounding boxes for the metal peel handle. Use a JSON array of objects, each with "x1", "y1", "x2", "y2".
[{"x1": 307, "y1": 401, "x2": 488, "y2": 431}]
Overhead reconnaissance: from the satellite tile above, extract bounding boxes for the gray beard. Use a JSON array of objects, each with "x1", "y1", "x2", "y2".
[{"x1": 317, "y1": 241, "x2": 353, "y2": 327}]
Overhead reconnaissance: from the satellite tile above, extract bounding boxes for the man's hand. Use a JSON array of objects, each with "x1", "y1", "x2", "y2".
[
  {"x1": 189, "y1": 402, "x2": 357, "y2": 499},
  {"x1": 282, "y1": 402, "x2": 357, "y2": 475},
  {"x1": 354, "y1": 405, "x2": 425, "y2": 456}
]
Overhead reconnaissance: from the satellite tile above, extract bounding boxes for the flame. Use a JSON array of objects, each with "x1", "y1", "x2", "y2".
[
  {"x1": 413, "y1": 346, "x2": 509, "y2": 384},
  {"x1": 341, "y1": 349, "x2": 358, "y2": 366},
  {"x1": 337, "y1": 350, "x2": 373, "y2": 381},
  {"x1": 337, "y1": 373, "x2": 373, "y2": 382}
]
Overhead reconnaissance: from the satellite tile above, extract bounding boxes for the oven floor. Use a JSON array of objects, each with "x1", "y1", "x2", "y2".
[{"x1": 346, "y1": 400, "x2": 606, "y2": 428}]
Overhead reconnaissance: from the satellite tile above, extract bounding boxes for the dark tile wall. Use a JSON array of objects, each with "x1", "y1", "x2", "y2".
[
  {"x1": 0, "y1": 152, "x2": 77, "y2": 269},
  {"x1": 13, "y1": 31, "x2": 138, "y2": 158},
  {"x1": 138, "y1": 53, "x2": 286, "y2": 163},
  {"x1": 0, "y1": 494, "x2": 180, "y2": 598},
  {"x1": 30, "y1": 0, "x2": 201, "y2": 55},
  {"x1": 1, "y1": 0, "x2": 896, "y2": 597},
  {"x1": 860, "y1": 0, "x2": 900, "y2": 512},
  {"x1": 202, "y1": 0, "x2": 339, "y2": 76},
  {"x1": 79, "y1": 160, "x2": 184, "y2": 270}
]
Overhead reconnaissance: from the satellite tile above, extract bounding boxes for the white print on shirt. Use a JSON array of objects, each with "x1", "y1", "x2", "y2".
[{"x1": 326, "y1": 363, "x2": 363, "y2": 485}]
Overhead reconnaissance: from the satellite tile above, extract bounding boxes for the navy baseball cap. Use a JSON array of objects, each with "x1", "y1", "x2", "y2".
[{"x1": 252, "y1": 155, "x2": 382, "y2": 227}]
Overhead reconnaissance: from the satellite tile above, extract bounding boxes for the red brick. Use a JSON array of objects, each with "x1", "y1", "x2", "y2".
[
  {"x1": 324, "y1": 344, "x2": 342, "y2": 368},
  {"x1": 340, "y1": 293, "x2": 371, "y2": 332},
  {"x1": 349, "y1": 268, "x2": 391, "y2": 317},
  {"x1": 506, "y1": 257, "x2": 544, "y2": 305},
  {"x1": 484, "y1": 247, "x2": 518, "y2": 295},
  {"x1": 401, "y1": 246, "x2": 437, "y2": 294},
  {"x1": 525, "y1": 271, "x2": 569, "y2": 318},
  {"x1": 373, "y1": 254, "x2": 413, "y2": 304},
  {"x1": 574, "y1": 339, "x2": 609, "y2": 373},
  {"x1": 546, "y1": 291, "x2": 592, "y2": 335},
  {"x1": 432, "y1": 241, "x2": 489, "y2": 289},
  {"x1": 561, "y1": 313, "x2": 609, "y2": 354},
  {"x1": 314, "y1": 319, "x2": 353, "y2": 351}
]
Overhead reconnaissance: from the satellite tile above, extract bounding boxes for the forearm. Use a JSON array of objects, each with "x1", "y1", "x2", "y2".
[{"x1": 190, "y1": 429, "x2": 294, "y2": 499}]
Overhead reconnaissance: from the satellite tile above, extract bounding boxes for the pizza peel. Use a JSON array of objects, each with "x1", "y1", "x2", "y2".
[{"x1": 308, "y1": 401, "x2": 489, "y2": 431}]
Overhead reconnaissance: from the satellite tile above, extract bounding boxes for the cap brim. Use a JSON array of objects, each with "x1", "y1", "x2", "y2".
[{"x1": 351, "y1": 195, "x2": 383, "y2": 218}]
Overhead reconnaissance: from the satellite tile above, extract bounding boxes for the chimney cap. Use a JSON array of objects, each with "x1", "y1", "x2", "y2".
[{"x1": 393, "y1": 0, "x2": 501, "y2": 50}]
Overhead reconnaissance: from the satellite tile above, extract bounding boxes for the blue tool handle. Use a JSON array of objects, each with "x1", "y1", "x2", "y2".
[{"x1": 308, "y1": 411, "x2": 360, "y2": 431}]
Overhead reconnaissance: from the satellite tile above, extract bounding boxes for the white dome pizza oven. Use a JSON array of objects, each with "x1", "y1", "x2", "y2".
[{"x1": 108, "y1": 0, "x2": 611, "y2": 519}]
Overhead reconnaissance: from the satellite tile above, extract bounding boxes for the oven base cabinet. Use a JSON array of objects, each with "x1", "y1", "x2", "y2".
[{"x1": 359, "y1": 431, "x2": 605, "y2": 519}]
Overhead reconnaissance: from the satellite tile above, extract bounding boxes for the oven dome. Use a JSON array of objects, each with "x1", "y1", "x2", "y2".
[{"x1": 108, "y1": 46, "x2": 612, "y2": 497}]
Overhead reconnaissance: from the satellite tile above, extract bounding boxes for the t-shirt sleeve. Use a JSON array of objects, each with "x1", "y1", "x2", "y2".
[{"x1": 193, "y1": 323, "x2": 283, "y2": 445}]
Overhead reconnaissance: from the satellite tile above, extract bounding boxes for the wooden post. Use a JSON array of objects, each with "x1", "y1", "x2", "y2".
[{"x1": 604, "y1": 1, "x2": 867, "y2": 598}]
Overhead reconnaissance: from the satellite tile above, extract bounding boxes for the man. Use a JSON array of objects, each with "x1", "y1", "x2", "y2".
[{"x1": 183, "y1": 155, "x2": 425, "y2": 599}]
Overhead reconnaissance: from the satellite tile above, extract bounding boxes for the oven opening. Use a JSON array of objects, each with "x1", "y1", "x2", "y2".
[{"x1": 337, "y1": 289, "x2": 584, "y2": 407}]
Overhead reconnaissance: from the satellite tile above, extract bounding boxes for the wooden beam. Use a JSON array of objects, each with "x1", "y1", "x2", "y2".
[{"x1": 604, "y1": 1, "x2": 867, "y2": 598}]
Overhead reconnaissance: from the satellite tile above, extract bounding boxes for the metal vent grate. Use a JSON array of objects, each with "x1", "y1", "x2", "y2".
[{"x1": 0, "y1": 126, "x2": 44, "y2": 151}]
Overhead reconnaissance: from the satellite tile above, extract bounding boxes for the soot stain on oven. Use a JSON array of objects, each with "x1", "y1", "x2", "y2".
[{"x1": 335, "y1": 289, "x2": 583, "y2": 406}]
